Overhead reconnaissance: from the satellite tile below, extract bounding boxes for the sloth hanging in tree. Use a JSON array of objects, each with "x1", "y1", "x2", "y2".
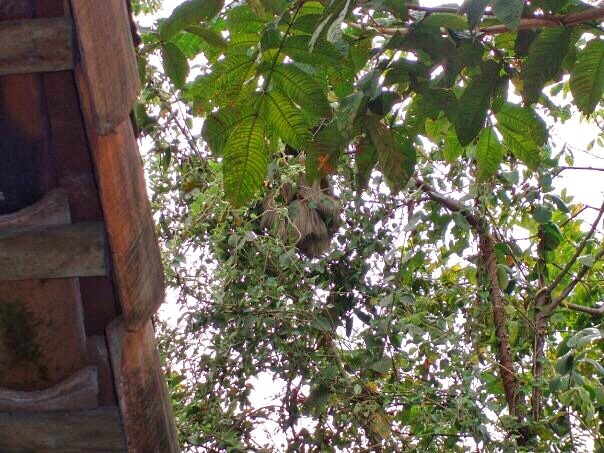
[{"x1": 260, "y1": 149, "x2": 341, "y2": 258}]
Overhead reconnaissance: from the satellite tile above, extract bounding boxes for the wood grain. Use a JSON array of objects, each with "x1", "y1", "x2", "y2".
[
  {"x1": 74, "y1": 83, "x2": 165, "y2": 330},
  {"x1": 0, "y1": 17, "x2": 73, "y2": 76},
  {"x1": 0, "y1": 222, "x2": 107, "y2": 281},
  {"x1": 0, "y1": 189, "x2": 70, "y2": 227},
  {"x1": 107, "y1": 318, "x2": 179, "y2": 453},
  {"x1": 0, "y1": 366, "x2": 98, "y2": 411},
  {"x1": 86, "y1": 335, "x2": 117, "y2": 406},
  {"x1": 71, "y1": 0, "x2": 140, "y2": 134},
  {"x1": 0, "y1": 407, "x2": 127, "y2": 451}
]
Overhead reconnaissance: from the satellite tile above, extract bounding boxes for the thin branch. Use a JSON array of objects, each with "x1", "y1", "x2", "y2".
[
  {"x1": 544, "y1": 243, "x2": 604, "y2": 316},
  {"x1": 547, "y1": 200, "x2": 604, "y2": 293},
  {"x1": 563, "y1": 301, "x2": 604, "y2": 316},
  {"x1": 557, "y1": 166, "x2": 604, "y2": 172}
]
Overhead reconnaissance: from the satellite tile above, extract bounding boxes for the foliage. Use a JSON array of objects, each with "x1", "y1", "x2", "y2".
[{"x1": 136, "y1": 0, "x2": 604, "y2": 450}]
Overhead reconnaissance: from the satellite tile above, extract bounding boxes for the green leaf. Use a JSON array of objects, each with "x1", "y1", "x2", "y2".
[
  {"x1": 540, "y1": 222, "x2": 563, "y2": 252},
  {"x1": 281, "y1": 36, "x2": 343, "y2": 66},
  {"x1": 201, "y1": 107, "x2": 245, "y2": 155},
  {"x1": 492, "y1": 0, "x2": 523, "y2": 31},
  {"x1": 262, "y1": 89, "x2": 311, "y2": 149},
  {"x1": 159, "y1": 0, "x2": 224, "y2": 41},
  {"x1": 570, "y1": 39, "x2": 604, "y2": 115},
  {"x1": 455, "y1": 61, "x2": 500, "y2": 146},
  {"x1": 545, "y1": 194, "x2": 571, "y2": 213},
  {"x1": 161, "y1": 42, "x2": 189, "y2": 89},
  {"x1": 460, "y1": 0, "x2": 490, "y2": 29},
  {"x1": 223, "y1": 114, "x2": 267, "y2": 206},
  {"x1": 499, "y1": 128, "x2": 540, "y2": 170},
  {"x1": 365, "y1": 116, "x2": 416, "y2": 193},
  {"x1": 370, "y1": 358, "x2": 392, "y2": 374},
  {"x1": 306, "y1": 121, "x2": 345, "y2": 182},
  {"x1": 555, "y1": 352, "x2": 574, "y2": 375},
  {"x1": 422, "y1": 13, "x2": 468, "y2": 30},
  {"x1": 442, "y1": 128, "x2": 464, "y2": 163},
  {"x1": 475, "y1": 126, "x2": 503, "y2": 182},
  {"x1": 495, "y1": 102, "x2": 548, "y2": 146},
  {"x1": 355, "y1": 137, "x2": 378, "y2": 192},
  {"x1": 186, "y1": 25, "x2": 227, "y2": 49},
  {"x1": 271, "y1": 64, "x2": 333, "y2": 118},
  {"x1": 577, "y1": 255, "x2": 596, "y2": 268},
  {"x1": 522, "y1": 27, "x2": 572, "y2": 105},
  {"x1": 533, "y1": 205, "x2": 553, "y2": 224},
  {"x1": 186, "y1": 55, "x2": 256, "y2": 103}
]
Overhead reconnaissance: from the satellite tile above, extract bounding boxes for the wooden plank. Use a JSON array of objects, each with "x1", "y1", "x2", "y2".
[
  {"x1": 71, "y1": 0, "x2": 140, "y2": 134},
  {"x1": 0, "y1": 222, "x2": 107, "y2": 281},
  {"x1": 87, "y1": 336, "x2": 117, "y2": 406},
  {"x1": 0, "y1": 407, "x2": 127, "y2": 451},
  {"x1": 0, "y1": 189, "x2": 70, "y2": 228},
  {"x1": 0, "y1": 190, "x2": 88, "y2": 391},
  {"x1": 74, "y1": 83, "x2": 165, "y2": 329},
  {"x1": 0, "y1": 366, "x2": 98, "y2": 411},
  {"x1": 0, "y1": 17, "x2": 73, "y2": 76},
  {"x1": 107, "y1": 318, "x2": 179, "y2": 453}
]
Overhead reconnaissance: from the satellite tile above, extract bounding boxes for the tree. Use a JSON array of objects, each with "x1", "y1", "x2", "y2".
[{"x1": 134, "y1": 0, "x2": 604, "y2": 450}]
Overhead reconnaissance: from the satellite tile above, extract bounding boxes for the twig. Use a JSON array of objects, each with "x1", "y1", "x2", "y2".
[{"x1": 562, "y1": 301, "x2": 604, "y2": 316}]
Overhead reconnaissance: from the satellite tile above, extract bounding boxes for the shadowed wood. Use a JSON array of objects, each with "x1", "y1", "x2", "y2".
[
  {"x1": 0, "y1": 17, "x2": 73, "y2": 76},
  {"x1": 0, "y1": 407, "x2": 127, "y2": 451},
  {"x1": 0, "y1": 189, "x2": 70, "y2": 227},
  {"x1": 0, "y1": 222, "x2": 107, "y2": 281},
  {"x1": 71, "y1": 0, "x2": 140, "y2": 134},
  {"x1": 0, "y1": 366, "x2": 98, "y2": 411},
  {"x1": 107, "y1": 318, "x2": 179, "y2": 453},
  {"x1": 87, "y1": 335, "x2": 117, "y2": 406}
]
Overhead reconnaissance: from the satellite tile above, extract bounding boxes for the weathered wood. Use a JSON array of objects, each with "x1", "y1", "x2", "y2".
[
  {"x1": 0, "y1": 189, "x2": 87, "y2": 391},
  {"x1": 0, "y1": 366, "x2": 98, "y2": 411},
  {"x1": 71, "y1": 0, "x2": 140, "y2": 134},
  {"x1": 87, "y1": 335, "x2": 117, "y2": 406},
  {"x1": 0, "y1": 222, "x2": 107, "y2": 281},
  {"x1": 0, "y1": 189, "x2": 70, "y2": 228},
  {"x1": 74, "y1": 83, "x2": 165, "y2": 329},
  {"x1": 0, "y1": 407, "x2": 127, "y2": 451},
  {"x1": 107, "y1": 318, "x2": 179, "y2": 453},
  {"x1": 0, "y1": 17, "x2": 73, "y2": 76}
]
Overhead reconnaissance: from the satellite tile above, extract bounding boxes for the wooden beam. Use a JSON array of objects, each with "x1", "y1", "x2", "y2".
[
  {"x1": 71, "y1": 0, "x2": 140, "y2": 134},
  {"x1": 107, "y1": 318, "x2": 179, "y2": 453},
  {"x1": 0, "y1": 189, "x2": 70, "y2": 228},
  {"x1": 0, "y1": 222, "x2": 107, "y2": 281},
  {"x1": 0, "y1": 366, "x2": 98, "y2": 412},
  {"x1": 0, "y1": 17, "x2": 73, "y2": 76},
  {"x1": 0, "y1": 407, "x2": 127, "y2": 451}
]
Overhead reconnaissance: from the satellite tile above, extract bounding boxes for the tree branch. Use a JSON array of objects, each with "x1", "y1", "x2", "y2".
[
  {"x1": 562, "y1": 301, "x2": 604, "y2": 316},
  {"x1": 544, "y1": 243, "x2": 604, "y2": 316},
  {"x1": 547, "y1": 200, "x2": 604, "y2": 294}
]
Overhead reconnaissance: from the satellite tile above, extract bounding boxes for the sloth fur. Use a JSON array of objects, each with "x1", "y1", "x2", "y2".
[{"x1": 260, "y1": 173, "x2": 341, "y2": 258}]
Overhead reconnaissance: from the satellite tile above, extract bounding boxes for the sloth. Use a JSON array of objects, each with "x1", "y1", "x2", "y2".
[{"x1": 260, "y1": 170, "x2": 342, "y2": 258}]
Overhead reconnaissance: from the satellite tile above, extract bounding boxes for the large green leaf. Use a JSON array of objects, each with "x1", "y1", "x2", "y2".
[
  {"x1": 459, "y1": 0, "x2": 490, "y2": 29},
  {"x1": 475, "y1": 126, "x2": 502, "y2": 182},
  {"x1": 262, "y1": 89, "x2": 311, "y2": 149},
  {"x1": 186, "y1": 55, "x2": 256, "y2": 104},
  {"x1": 271, "y1": 64, "x2": 333, "y2": 118},
  {"x1": 186, "y1": 25, "x2": 227, "y2": 49},
  {"x1": 281, "y1": 36, "x2": 343, "y2": 66},
  {"x1": 570, "y1": 39, "x2": 604, "y2": 115},
  {"x1": 201, "y1": 107, "x2": 248, "y2": 155},
  {"x1": 492, "y1": 0, "x2": 523, "y2": 31},
  {"x1": 161, "y1": 42, "x2": 189, "y2": 89},
  {"x1": 455, "y1": 61, "x2": 500, "y2": 146},
  {"x1": 499, "y1": 127, "x2": 540, "y2": 170},
  {"x1": 495, "y1": 102, "x2": 548, "y2": 146},
  {"x1": 365, "y1": 116, "x2": 416, "y2": 192},
  {"x1": 442, "y1": 128, "x2": 464, "y2": 163},
  {"x1": 522, "y1": 27, "x2": 572, "y2": 105},
  {"x1": 305, "y1": 121, "x2": 345, "y2": 183},
  {"x1": 354, "y1": 137, "x2": 378, "y2": 192},
  {"x1": 159, "y1": 0, "x2": 224, "y2": 41},
  {"x1": 223, "y1": 114, "x2": 267, "y2": 206}
]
